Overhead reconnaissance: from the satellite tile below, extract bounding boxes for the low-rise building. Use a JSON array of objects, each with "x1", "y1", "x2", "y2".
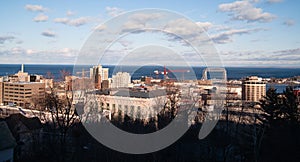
[
  {"x1": 0, "y1": 82, "x2": 45, "y2": 108},
  {"x1": 82, "y1": 89, "x2": 167, "y2": 121}
]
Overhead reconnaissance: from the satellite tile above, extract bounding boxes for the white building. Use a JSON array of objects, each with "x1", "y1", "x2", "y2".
[
  {"x1": 82, "y1": 89, "x2": 166, "y2": 122},
  {"x1": 89, "y1": 65, "x2": 109, "y2": 82},
  {"x1": 111, "y1": 72, "x2": 131, "y2": 88},
  {"x1": 242, "y1": 76, "x2": 266, "y2": 102}
]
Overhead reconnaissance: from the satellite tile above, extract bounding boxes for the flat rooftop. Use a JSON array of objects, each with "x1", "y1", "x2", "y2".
[
  {"x1": 3, "y1": 81, "x2": 44, "y2": 85},
  {"x1": 113, "y1": 89, "x2": 166, "y2": 98}
]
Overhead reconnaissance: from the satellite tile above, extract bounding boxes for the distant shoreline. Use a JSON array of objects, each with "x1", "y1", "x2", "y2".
[
  {"x1": 1, "y1": 64, "x2": 300, "y2": 80},
  {"x1": 1, "y1": 63, "x2": 300, "y2": 69}
]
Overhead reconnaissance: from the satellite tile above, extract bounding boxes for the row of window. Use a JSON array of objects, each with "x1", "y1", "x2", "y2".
[
  {"x1": 100, "y1": 102, "x2": 142, "y2": 112},
  {"x1": 4, "y1": 84, "x2": 25, "y2": 87},
  {"x1": 243, "y1": 82, "x2": 265, "y2": 84},
  {"x1": 4, "y1": 88, "x2": 32, "y2": 91},
  {"x1": 4, "y1": 91, "x2": 32, "y2": 94},
  {"x1": 4, "y1": 98, "x2": 27, "y2": 102},
  {"x1": 4, "y1": 95, "x2": 31, "y2": 98}
]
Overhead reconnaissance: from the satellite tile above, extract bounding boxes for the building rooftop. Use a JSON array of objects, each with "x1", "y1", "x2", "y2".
[
  {"x1": 5, "y1": 114, "x2": 42, "y2": 132},
  {"x1": 113, "y1": 89, "x2": 166, "y2": 98},
  {"x1": 3, "y1": 81, "x2": 44, "y2": 85}
]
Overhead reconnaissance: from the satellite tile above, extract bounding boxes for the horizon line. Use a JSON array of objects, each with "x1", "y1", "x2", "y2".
[{"x1": 1, "y1": 63, "x2": 300, "y2": 69}]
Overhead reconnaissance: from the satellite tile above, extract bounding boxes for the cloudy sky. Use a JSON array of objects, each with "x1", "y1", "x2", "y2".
[{"x1": 0, "y1": 0, "x2": 299, "y2": 67}]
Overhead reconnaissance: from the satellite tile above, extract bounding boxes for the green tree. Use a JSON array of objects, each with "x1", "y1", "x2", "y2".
[
  {"x1": 282, "y1": 86, "x2": 298, "y2": 124},
  {"x1": 260, "y1": 87, "x2": 281, "y2": 124}
]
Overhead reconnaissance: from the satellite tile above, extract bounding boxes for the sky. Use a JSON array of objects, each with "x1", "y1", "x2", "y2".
[{"x1": 0, "y1": 0, "x2": 299, "y2": 67}]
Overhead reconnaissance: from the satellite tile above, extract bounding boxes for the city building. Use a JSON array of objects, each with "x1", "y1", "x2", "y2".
[
  {"x1": 111, "y1": 72, "x2": 131, "y2": 88},
  {"x1": 101, "y1": 80, "x2": 110, "y2": 90},
  {"x1": 242, "y1": 76, "x2": 266, "y2": 103},
  {"x1": 94, "y1": 89, "x2": 166, "y2": 121},
  {"x1": 65, "y1": 76, "x2": 76, "y2": 91},
  {"x1": 90, "y1": 65, "x2": 109, "y2": 83},
  {"x1": 8, "y1": 64, "x2": 43, "y2": 83},
  {"x1": 0, "y1": 82, "x2": 45, "y2": 107},
  {"x1": 65, "y1": 75, "x2": 95, "y2": 91},
  {"x1": 293, "y1": 87, "x2": 300, "y2": 104},
  {"x1": 141, "y1": 76, "x2": 152, "y2": 85}
]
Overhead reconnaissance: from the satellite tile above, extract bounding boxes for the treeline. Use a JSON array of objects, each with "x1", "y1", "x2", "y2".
[{"x1": 259, "y1": 86, "x2": 300, "y2": 161}]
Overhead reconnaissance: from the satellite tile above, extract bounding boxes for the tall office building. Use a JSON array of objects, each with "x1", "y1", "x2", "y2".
[
  {"x1": 111, "y1": 72, "x2": 131, "y2": 88},
  {"x1": 90, "y1": 65, "x2": 109, "y2": 89},
  {"x1": 242, "y1": 76, "x2": 266, "y2": 102}
]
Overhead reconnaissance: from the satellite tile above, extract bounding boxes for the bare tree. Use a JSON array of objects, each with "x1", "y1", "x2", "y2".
[
  {"x1": 43, "y1": 70, "x2": 78, "y2": 161},
  {"x1": 45, "y1": 87, "x2": 77, "y2": 161}
]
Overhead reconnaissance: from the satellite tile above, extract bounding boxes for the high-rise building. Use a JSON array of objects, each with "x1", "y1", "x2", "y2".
[
  {"x1": 111, "y1": 72, "x2": 131, "y2": 88},
  {"x1": 242, "y1": 76, "x2": 266, "y2": 102},
  {"x1": 90, "y1": 65, "x2": 109, "y2": 89}
]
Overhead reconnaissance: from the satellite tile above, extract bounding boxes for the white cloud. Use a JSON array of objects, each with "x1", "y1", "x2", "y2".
[
  {"x1": 66, "y1": 10, "x2": 75, "y2": 16},
  {"x1": 273, "y1": 48, "x2": 300, "y2": 56},
  {"x1": 25, "y1": 4, "x2": 47, "y2": 12},
  {"x1": 196, "y1": 22, "x2": 213, "y2": 30},
  {"x1": 0, "y1": 36, "x2": 15, "y2": 44},
  {"x1": 68, "y1": 17, "x2": 90, "y2": 26},
  {"x1": 54, "y1": 17, "x2": 90, "y2": 27},
  {"x1": 105, "y1": 7, "x2": 124, "y2": 17},
  {"x1": 217, "y1": 49, "x2": 300, "y2": 67},
  {"x1": 121, "y1": 13, "x2": 163, "y2": 33},
  {"x1": 53, "y1": 17, "x2": 69, "y2": 24},
  {"x1": 41, "y1": 30, "x2": 56, "y2": 38},
  {"x1": 93, "y1": 25, "x2": 107, "y2": 31},
  {"x1": 218, "y1": 1, "x2": 276, "y2": 22},
  {"x1": 129, "y1": 13, "x2": 162, "y2": 22},
  {"x1": 33, "y1": 14, "x2": 48, "y2": 22},
  {"x1": 283, "y1": 19, "x2": 295, "y2": 26},
  {"x1": 11, "y1": 47, "x2": 25, "y2": 54},
  {"x1": 164, "y1": 18, "x2": 202, "y2": 38},
  {"x1": 267, "y1": 0, "x2": 283, "y2": 3},
  {"x1": 211, "y1": 28, "x2": 266, "y2": 44},
  {"x1": 0, "y1": 47, "x2": 78, "y2": 64},
  {"x1": 26, "y1": 49, "x2": 36, "y2": 55}
]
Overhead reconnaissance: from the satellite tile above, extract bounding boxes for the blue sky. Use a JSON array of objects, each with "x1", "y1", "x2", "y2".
[{"x1": 0, "y1": 0, "x2": 299, "y2": 67}]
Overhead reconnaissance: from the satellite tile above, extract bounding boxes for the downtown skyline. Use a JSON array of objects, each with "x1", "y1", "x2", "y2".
[{"x1": 0, "y1": 0, "x2": 299, "y2": 67}]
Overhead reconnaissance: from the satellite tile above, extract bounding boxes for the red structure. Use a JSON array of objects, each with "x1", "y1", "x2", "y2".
[{"x1": 154, "y1": 66, "x2": 190, "y2": 80}]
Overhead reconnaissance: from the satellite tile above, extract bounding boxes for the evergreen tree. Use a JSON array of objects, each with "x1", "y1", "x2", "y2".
[
  {"x1": 283, "y1": 86, "x2": 298, "y2": 124},
  {"x1": 260, "y1": 87, "x2": 280, "y2": 124}
]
